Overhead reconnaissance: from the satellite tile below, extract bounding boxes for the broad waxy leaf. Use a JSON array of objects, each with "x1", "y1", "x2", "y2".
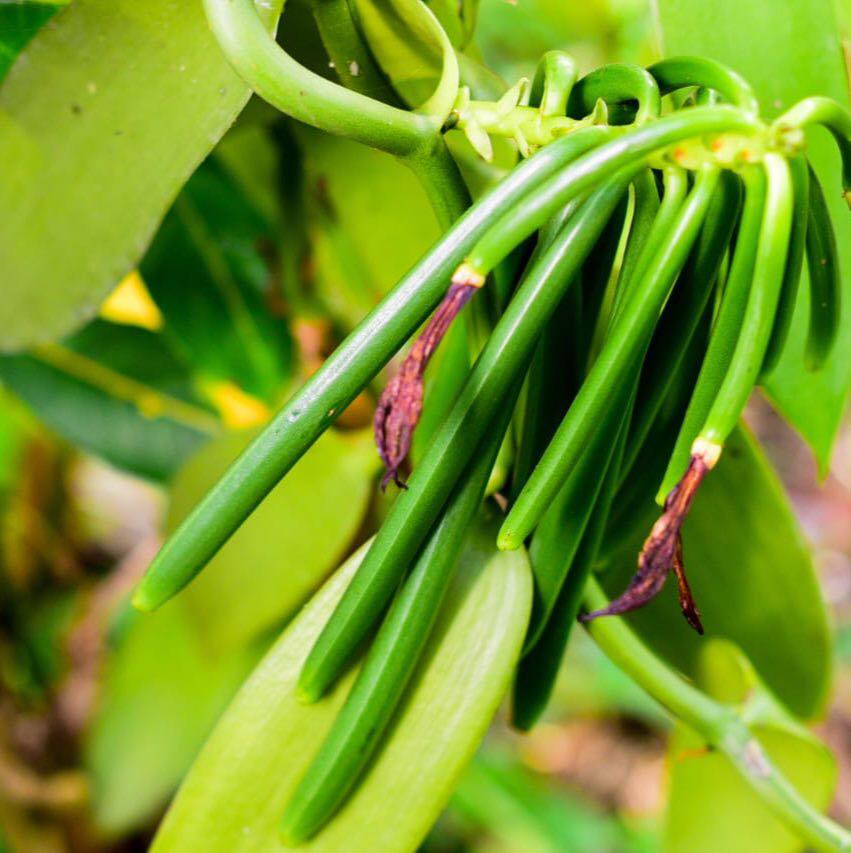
[
  {"x1": 141, "y1": 158, "x2": 294, "y2": 404},
  {"x1": 664, "y1": 640, "x2": 836, "y2": 853},
  {"x1": 601, "y1": 427, "x2": 831, "y2": 720},
  {"x1": 655, "y1": 0, "x2": 851, "y2": 470},
  {"x1": 170, "y1": 427, "x2": 378, "y2": 655},
  {"x1": 0, "y1": 0, "x2": 283, "y2": 352},
  {"x1": 85, "y1": 602, "x2": 260, "y2": 834},
  {"x1": 152, "y1": 511, "x2": 532, "y2": 851},
  {"x1": 0, "y1": 320, "x2": 218, "y2": 481}
]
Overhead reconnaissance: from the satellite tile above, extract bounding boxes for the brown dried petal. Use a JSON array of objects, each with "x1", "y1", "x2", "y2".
[
  {"x1": 581, "y1": 453, "x2": 708, "y2": 633},
  {"x1": 374, "y1": 283, "x2": 478, "y2": 489}
]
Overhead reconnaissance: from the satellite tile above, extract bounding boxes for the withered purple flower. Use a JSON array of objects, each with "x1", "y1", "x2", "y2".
[
  {"x1": 582, "y1": 451, "x2": 709, "y2": 634},
  {"x1": 375, "y1": 276, "x2": 482, "y2": 489}
]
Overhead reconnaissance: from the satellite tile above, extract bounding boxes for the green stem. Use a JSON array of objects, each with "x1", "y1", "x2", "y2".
[
  {"x1": 583, "y1": 577, "x2": 851, "y2": 853},
  {"x1": 203, "y1": 0, "x2": 437, "y2": 156}
]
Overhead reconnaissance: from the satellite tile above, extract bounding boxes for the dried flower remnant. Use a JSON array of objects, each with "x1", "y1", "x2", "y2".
[
  {"x1": 374, "y1": 276, "x2": 483, "y2": 489},
  {"x1": 582, "y1": 442, "x2": 721, "y2": 633}
]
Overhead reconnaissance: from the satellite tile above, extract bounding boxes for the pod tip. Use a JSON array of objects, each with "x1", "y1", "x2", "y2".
[
  {"x1": 496, "y1": 528, "x2": 520, "y2": 551},
  {"x1": 278, "y1": 816, "x2": 308, "y2": 848},
  {"x1": 295, "y1": 680, "x2": 319, "y2": 706},
  {"x1": 131, "y1": 586, "x2": 156, "y2": 613}
]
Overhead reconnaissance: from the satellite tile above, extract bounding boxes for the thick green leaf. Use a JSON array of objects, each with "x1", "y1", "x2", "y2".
[
  {"x1": 655, "y1": 0, "x2": 851, "y2": 469},
  {"x1": 0, "y1": 1, "x2": 57, "y2": 81},
  {"x1": 0, "y1": 0, "x2": 283, "y2": 352},
  {"x1": 151, "y1": 510, "x2": 532, "y2": 851},
  {"x1": 664, "y1": 640, "x2": 836, "y2": 853},
  {"x1": 170, "y1": 427, "x2": 378, "y2": 655},
  {"x1": 141, "y1": 158, "x2": 293, "y2": 403},
  {"x1": 601, "y1": 427, "x2": 832, "y2": 719},
  {"x1": 85, "y1": 602, "x2": 260, "y2": 835},
  {"x1": 0, "y1": 320, "x2": 218, "y2": 481}
]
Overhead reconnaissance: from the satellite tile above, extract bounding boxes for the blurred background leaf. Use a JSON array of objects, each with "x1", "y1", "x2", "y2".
[
  {"x1": 0, "y1": 320, "x2": 219, "y2": 482},
  {"x1": 664, "y1": 640, "x2": 837, "y2": 852},
  {"x1": 140, "y1": 157, "x2": 294, "y2": 404},
  {"x1": 170, "y1": 427, "x2": 378, "y2": 655}
]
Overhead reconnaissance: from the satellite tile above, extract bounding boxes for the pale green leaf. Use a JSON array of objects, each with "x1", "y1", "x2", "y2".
[
  {"x1": 664, "y1": 640, "x2": 836, "y2": 853},
  {"x1": 151, "y1": 510, "x2": 532, "y2": 851},
  {"x1": 85, "y1": 602, "x2": 259, "y2": 835},
  {"x1": 0, "y1": 0, "x2": 282, "y2": 351}
]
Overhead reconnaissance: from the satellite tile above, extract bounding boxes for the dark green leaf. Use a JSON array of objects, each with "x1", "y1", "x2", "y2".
[
  {"x1": 0, "y1": 320, "x2": 218, "y2": 481},
  {"x1": 141, "y1": 158, "x2": 293, "y2": 402}
]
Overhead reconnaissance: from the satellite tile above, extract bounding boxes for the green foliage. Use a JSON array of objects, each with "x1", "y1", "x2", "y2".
[
  {"x1": 664, "y1": 640, "x2": 836, "y2": 852},
  {"x1": 0, "y1": 0, "x2": 283, "y2": 352},
  {"x1": 141, "y1": 158, "x2": 294, "y2": 403},
  {"x1": 0, "y1": 1, "x2": 58, "y2": 80},
  {"x1": 85, "y1": 602, "x2": 260, "y2": 834},
  {"x1": 0, "y1": 321, "x2": 218, "y2": 481},
  {"x1": 151, "y1": 514, "x2": 531, "y2": 851}
]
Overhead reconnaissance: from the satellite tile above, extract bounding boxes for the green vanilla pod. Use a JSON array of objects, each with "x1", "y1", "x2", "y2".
[
  {"x1": 296, "y1": 175, "x2": 633, "y2": 703},
  {"x1": 698, "y1": 153, "x2": 794, "y2": 450},
  {"x1": 761, "y1": 155, "x2": 809, "y2": 375},
  {"x1": 591, "y1": 154, "x2": 793, "y2": 632},
  {"x1": 280, "y1": 389, "x2": 518, "y2": 844},
  {"x1": 500, "y1": 165, "x2": 721, "y2": 550},
  {"x1": 803, "y1": 163, "x2": 842, "y2": 370},
  {"x1": 514, "y1": 382, "x2": 636, "y2": 730},
  {"x1": 132, "y1": 126, "x2": 612, "y2": 613},
  {"x1": 608, "y1": 166, "x2": 688, "y2": 329},
  {"x1": 614, "y1": 170, "x2": 662, "y2": 306},
  {"x1": 620, "y1": 169, "x2": 742, "y2": 477},
  {"x1": 657, "y1": 165, "x2": 767, "y2": 501}
]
